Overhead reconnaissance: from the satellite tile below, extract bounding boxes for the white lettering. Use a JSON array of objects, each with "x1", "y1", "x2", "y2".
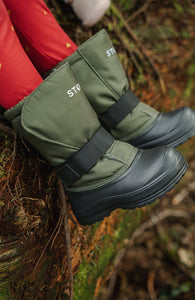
[
  {"x1": 72, "y1": 86, "x2": 77, "y2": 93},
  {"x1": 67, "y1": 83, "x2": 81, "y2": 98},
  {"x1": 67, "y1": 90, "x2": 74, "y2": 97},
  {"x1": 106, "y1": 47, "x2": 116, "y2": 58},
  {"x1": 106, "y1": 49, "x2": 111, "y2": 57},
  {"x1": 76, "y1": 83, "x2": 81, "y2": 91}
]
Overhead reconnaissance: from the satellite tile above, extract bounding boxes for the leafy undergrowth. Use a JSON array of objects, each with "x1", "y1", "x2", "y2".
[{"x1": 0, "y1": 0, "x2": 194, "y2": 299}]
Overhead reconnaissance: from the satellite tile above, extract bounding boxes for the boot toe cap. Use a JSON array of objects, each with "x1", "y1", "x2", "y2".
[{"x1": 128, "y1": 106, "x2": 195, "y2": 148}]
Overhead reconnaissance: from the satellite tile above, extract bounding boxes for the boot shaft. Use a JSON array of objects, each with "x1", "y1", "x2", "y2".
[
  {"x1": 63, "y1": 29, "x2": 129, "y2": 114},
  {"x1": 62, "y1": 29, "x2": 195, "y2": 149},
  {"x1": 5, "y1": 62, "x2": 137, "y2": 191},
  {"x1": 62, "y1": 30, "x2": 158, "y2": 141}
]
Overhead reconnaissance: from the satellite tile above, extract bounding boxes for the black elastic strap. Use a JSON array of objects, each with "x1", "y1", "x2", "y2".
[
  {"x1": 55, "y1": 127, "x2": 114, "y2": 187},
  {"x1": 99, "y1": 89, "x2": 139, "y2": 130}
]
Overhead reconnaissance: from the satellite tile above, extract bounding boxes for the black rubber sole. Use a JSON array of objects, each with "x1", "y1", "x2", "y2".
[
  {"x1": 135, "y1": 124, "x2": 195, "y2": 149},
  {"x1": 87, "y1": 158, "x2": 187, "y2": 224},
  {"x1": 68, "y1": 153, "x2": 188, "y2": 225},
  {"x1": 169, "y1": 126, "x2": 195, "y2": 148},
  {"x1": 127, "y1": 107, "x2": 195, "y2": 149}
]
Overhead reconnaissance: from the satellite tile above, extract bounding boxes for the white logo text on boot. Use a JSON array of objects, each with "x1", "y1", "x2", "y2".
[
  {"x1": 67, "y1": 83, "x2": 81, "y2": 97},
  {"x1": 106, "y1": 47, "x2": 116, "y2": 58}
]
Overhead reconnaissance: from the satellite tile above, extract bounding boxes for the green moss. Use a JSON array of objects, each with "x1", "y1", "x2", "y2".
[
  {"x1": 37, "y1": 256, "x2": 52, "y2": 281},
  {"x1": 183, "y1": 62, "x2": 195, "y2": 100},
  {"x1": 73, "y1": 209, "x2": 143, "y2": 300},
  {"x1": 0, "y1": 284, "x2": 14, "y2": 300}
]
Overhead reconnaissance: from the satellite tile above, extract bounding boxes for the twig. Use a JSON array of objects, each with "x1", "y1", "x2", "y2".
[
  {"x1": 131, "y1": 209, "x2": 191, "y2": 242},
  {"x1": 19, "y1": 197, "x2": 45, "y2": 202},
  {"x1": 34, "y1": 207, "x2": 65, "y2": 270},
  {"x1": 0, "y1": 122, "x2": 15, "y2": 137},
  {"x1": 110, "y1": 3, "x2": 166, "y2": 94},
  {"x1": 147, "y1": 269, "x2": 157, "y2": 300},
  {"x1": 6, "y1": 132, "x2": 17, "y2": 201},
  {"x1": 19, "y1": 136, "x2": 30, "y2": 152},
  {"x1": 105, "y1": 209, "x2": 192, "y2": 292},
  {"x1": 175, "y1": 261, "x2": 195, "y2": 282},
  {"x1": 14, "y1": 162, "x2": 25, "y2": 204},
  {"x1": 50, "y1": 209, "x2": 65, "y2": 250},
  {"x1": 172, "y1": 179, "x2": 195, "y2": 205},
  {"x1": 101, "y1": 208, "x2": 193, "y2": 299},
  {"x1": 127, "y1": 0, "x2": 155, "y2": 23},
  {"x1": 66, "y1": 211, "x2": 78, "y2": 225},
  {"x1": 51, "y1": 0, "x2": 62, "y2": 15},
  {"x1": 104, "y1": 249, "x2": 126, "y2": 300},
  {"x1": 156, "y1": 223, "x2": 195, "y2": 282},
  {"x1": 172, "y1": 189, "x2": 189, "y2": 205},
  {"x1": 58, "y1": 179, "x2": 73, "y2": 300},
  {"x1": 104, "y1": 16, "x2": 143, "y2": 75}
]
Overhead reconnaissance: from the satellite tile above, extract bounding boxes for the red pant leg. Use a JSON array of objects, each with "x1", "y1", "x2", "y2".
[
  {"x1": 0, "y1": 1, "x2": 43, "y2": 109},
  {"x1": 3, "y1": 0, "x2": 78, "y2": 74}
]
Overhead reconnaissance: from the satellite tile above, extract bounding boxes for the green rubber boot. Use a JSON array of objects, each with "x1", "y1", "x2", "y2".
[
  {"x1": 5, "y1": 62, "x2": 188, "y2": 225},
  {"x1": 60, "y1": 29, "x2": 195, "y2": 149}
]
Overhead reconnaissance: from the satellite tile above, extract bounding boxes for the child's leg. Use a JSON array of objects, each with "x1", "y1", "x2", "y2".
[
  {"x1": 3, "y1": 0, "x2": 77, "y2": 74},
  {"x1": 0, "y1": 0, "x2": 43, "y2": 109}
]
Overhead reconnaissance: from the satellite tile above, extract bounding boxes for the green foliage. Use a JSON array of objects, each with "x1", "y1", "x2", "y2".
[
  {"x1": 0, "y1": 286, "x2": 13, "y2": 300},
  {"x1": 159, "y1": 281, "x2": 193, "y2": 299},
  {"x1": 181, "y1": 30, "x2": 191, "y2": 39},
  {"x1": 183, "y1": 61, "x2": 195, "y2": 100},
  {"x1": 112, "y1": 0, "x2": 138, "y2": 12},
  {"x1": 169, "y1": 88, "x2": 177, "y2": 100},
  {"x1": 172, "y1": 1, "x2": 184, "y2": 14}
]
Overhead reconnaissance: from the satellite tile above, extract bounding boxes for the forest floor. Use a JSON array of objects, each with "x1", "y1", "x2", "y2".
[
  {"x1": 97, "y1": 159, "x2": 195, "y2": 300},
  {"x1": 0, "y1": 1, "x2": 194, "y2": 300}
]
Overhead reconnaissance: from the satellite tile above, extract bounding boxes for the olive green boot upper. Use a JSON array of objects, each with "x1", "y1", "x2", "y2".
[
  {"x1": 61, "y1": 29, "x2": 159, "y2": 142},
  {"x1": 59, "y1": 29, "x2": 195, "y2": 148},
  {"x1": 5, "y1": 62, "x2": 137, "y2": 192}
]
